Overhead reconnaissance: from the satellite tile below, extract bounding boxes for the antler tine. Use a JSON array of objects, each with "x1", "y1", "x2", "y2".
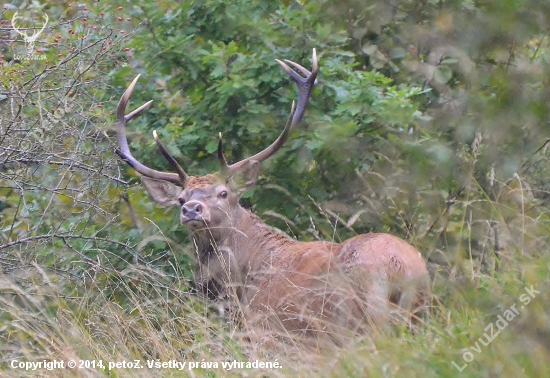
[
  {"x1": 153, "y1": 131, "x2": 189, "y2": 184},
  {"x1": 220, "y1": 101, "x2": 297, "y2": 174},
  {"x1": 218, "y1": 133, "x2": 230, "y2": 177},
  {"x1": 116, "y1": 75, "x2": 186, "y2": 185},
  {"x1": 275, "y1": 48, "x2": 319, "y2": 81},
  {"x1": 275, "y1": 48, "x2": 319, "y2": 129},
  {"x1": 281, "y1": 60, "x2": 311, "y2": 77},
  {"x1": 223, "y1": 49, "x2": 318, "y2": 174}
]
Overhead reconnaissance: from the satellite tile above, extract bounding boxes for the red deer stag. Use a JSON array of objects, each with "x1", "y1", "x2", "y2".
[{"x1": 115, "y1": 49, "x2": 429, "y2": 342}]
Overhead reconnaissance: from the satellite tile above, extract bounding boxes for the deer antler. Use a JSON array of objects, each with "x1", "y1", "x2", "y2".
[
  {"x1": 218, "y1": 48, "x2": 319, "y2": 175},
  {"x1": 116, "y1": 49, "x2": 319, "y2": 184},
  {"x1": 116, "y1": 75, "x2": 187, "y2": 185}
]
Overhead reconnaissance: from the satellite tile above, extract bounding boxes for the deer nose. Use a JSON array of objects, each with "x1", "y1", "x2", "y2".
[{"x1": 182, "y1": 201, "x2": 203, "y2": 218}]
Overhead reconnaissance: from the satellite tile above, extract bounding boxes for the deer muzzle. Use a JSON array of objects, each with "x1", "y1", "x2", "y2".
[{"x1": 181, "y1": 200, "x2": 210, "y2": 225}]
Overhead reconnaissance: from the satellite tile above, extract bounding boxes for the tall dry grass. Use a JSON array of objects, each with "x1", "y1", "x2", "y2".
[{"x1": 1, "y1": 186, "x2": 550, "y2": 378}]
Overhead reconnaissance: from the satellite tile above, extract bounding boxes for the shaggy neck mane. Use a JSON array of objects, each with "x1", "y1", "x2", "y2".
[{"x1": 191, "y1": 205, "x2": 295, "y2": 264}]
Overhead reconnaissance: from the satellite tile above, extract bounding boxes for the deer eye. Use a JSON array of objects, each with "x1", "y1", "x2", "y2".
[
  {"x1": 218, "y1": 190, "x2": 228, "y2": 199},
  {"x1": 178, "y1": 197, "x2": 185, "y2": 205}
]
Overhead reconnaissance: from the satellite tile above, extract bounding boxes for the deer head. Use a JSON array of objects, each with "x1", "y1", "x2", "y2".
[
  {"x1": 11, "y1": 11, "x2": 49, "y2": 54},
  {"x1": 116, "y1": 50, "x2": 318, "y2": 233}
]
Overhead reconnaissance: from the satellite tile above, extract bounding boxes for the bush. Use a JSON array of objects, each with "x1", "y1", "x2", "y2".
[{"x1": 1, "y1": 0, "x2": 550, "y2": 377}]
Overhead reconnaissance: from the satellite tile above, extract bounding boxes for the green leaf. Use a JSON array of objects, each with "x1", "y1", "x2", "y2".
[
  {"x1": 205, "y1": 138, "x2": 218, "y2": 154},
  {"x1": 435, "y1": 66, "x2": 453, "y2": 84}
]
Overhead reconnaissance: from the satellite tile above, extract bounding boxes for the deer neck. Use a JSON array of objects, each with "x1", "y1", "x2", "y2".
[{"x1": 190, "y1": 204, "x2": 294, "y2": 267}]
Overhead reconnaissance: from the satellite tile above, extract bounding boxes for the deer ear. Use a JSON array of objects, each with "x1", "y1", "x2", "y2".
[
  {"x1": 141, "y1": 177, "x2": 181, "y2": 206},
  {"x1": 228, "y1": 160, "x2": 260, "y2": 195}
]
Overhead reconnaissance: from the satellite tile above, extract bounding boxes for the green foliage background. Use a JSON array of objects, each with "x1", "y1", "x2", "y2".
[{"x1": 1, "y1": 0, "x2": 550, "y2": 376}]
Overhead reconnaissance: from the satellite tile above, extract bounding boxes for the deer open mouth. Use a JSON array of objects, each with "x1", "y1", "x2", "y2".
[{"x1": 181, "y1": 216, "x2": 206, "y2": 226}]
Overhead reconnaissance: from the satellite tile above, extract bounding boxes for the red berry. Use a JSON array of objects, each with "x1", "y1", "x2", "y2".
[
  {"x1": 117, "y1": 17, "x2": 122, "y2": 21},
  {"x1": 127, "y1": 18, "x2": 131, "y2": 21},
  {"x1": 118, "y1": 6, "x2": 123, "y2": 10},
  {"x1": 124, "y1": 47, "x2": 130, "y2": 51},
  {"x1": 100, "y1": 12, "x2": 104, "y2": 16}
]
